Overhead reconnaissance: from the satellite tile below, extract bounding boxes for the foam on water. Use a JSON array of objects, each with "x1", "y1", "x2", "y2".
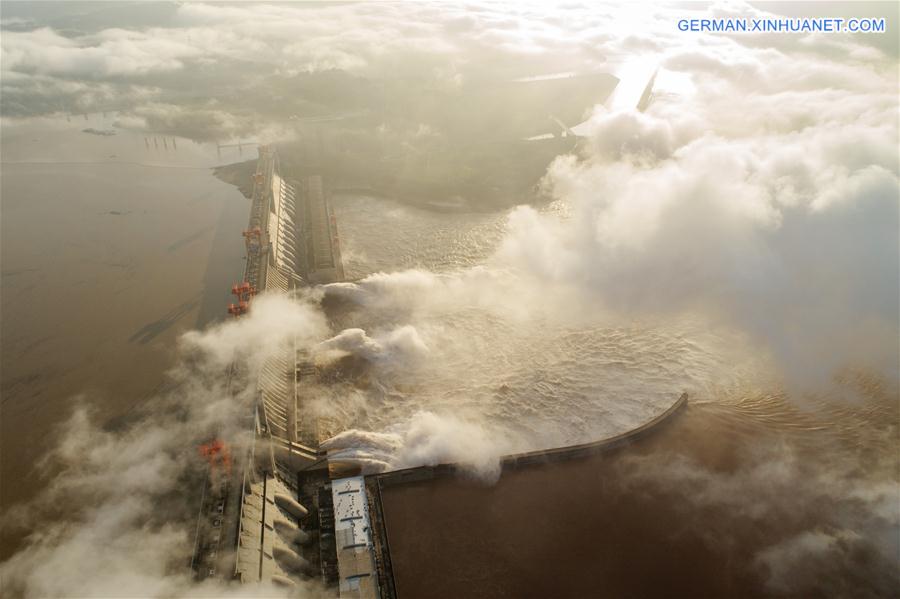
[
  {"x1": 315, "y1": 194, "x2": 790, "y2": 471},
  {"x1": 318, "y1": 193, "x2": 897, "y2": 481}
]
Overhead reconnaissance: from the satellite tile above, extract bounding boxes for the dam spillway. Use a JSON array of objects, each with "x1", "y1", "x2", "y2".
[
  {"x1": 191, "y1": 145, "x2": 356, "y2": 592},
  {"x1": 190, "y1": 145, "x2": 689, "y2": 598}
]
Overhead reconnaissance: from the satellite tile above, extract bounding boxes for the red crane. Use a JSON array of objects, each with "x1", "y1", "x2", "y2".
[
  {"x1": 231, "y1": 281, "x2": 256, "y2": 298},
  {"x1": 226, "y1": 281, "x2": 257, "y2": 318},
  {"x1": 199, "y1": 439, "x2": 232, "y2": 475},
  {"x1": 227, "y1": 300, "x2": 249, "y2": 317},
  {"x1": 242, "y1": 227, "x2": 262, "y2": 240}
]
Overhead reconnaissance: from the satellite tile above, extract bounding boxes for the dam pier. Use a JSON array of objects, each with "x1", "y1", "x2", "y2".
[{"x1": 190, "y1": 145, "x2": 368, "y2": 595}]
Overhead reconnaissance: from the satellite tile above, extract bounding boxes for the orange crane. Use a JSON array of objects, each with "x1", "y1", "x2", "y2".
[
  {"x1": 226, "y1": 280, "x2": 257, "y2": 318},
  {"x1": 242, "y1": 227, "x2": 262, "y2": 240},
  {"x1": 231, "y1": 282, "x2": 257, "y2": 298},
  {"x1": 227, "y1": 299, "x2": 249, "y2": 317},
  {"x1": 199, "y1": 439, "x2": 232, "y2": 475}
]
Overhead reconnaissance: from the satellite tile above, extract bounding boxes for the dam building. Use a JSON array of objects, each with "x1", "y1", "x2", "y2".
[
  {"x1": 191, "y1": 145, "x2": 371, "y2": 597},
  {"x1": 191, "y1": 143, "x2": 685, "y2": 599}
]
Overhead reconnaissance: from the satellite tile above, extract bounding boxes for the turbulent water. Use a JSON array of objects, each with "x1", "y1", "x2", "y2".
[
  {"x1": 323, "y1": 192, "x2": 898, "y2": 597},
  {"x1": 333, "y1": 193, "x2": 509, "y2": 278},
  {"x1": 319, "y1": 193, "x2": 895, "y2": 462}
]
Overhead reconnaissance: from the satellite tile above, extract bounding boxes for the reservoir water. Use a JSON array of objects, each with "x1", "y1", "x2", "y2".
[{"x1": 0, "y1": 115, "x2": 249, "y2": 558}]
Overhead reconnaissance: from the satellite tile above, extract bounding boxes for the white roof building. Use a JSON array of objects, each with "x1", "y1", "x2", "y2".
[{"x1": 331, "y1": 476, "x2": 379, "y2": 599}]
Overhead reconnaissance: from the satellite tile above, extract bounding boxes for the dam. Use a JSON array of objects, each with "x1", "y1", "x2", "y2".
[
  {"x1": 190, "y1": 145, "x2": 353, "y2": 592},
  {"x1": 190, "y1": 146, "x2": 688, "y2": 598}
]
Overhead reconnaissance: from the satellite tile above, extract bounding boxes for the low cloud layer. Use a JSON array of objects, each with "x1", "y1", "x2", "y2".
[
  {"x1": 0, "y1": 293, "x2": 330, "y2": 598},
  {"x1": 496, "y1": 6, "x2": 899, "y2": 389},
  {"x1": 5, "y1": 1, "x2": 891, "y2": 141},
  {"x1": 616, "y1": 386, "x2": 900, "y2": 596},
  {"x1": 315, "y1": 325, "x2": 429, "y2": 366},
  {"x1": 323, "y1": 410, "x2": 521, "y2": 481}
]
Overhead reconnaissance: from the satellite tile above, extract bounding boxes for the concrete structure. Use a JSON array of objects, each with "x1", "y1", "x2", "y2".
[
  {"x1": 192, "y1": 143, "x2": 689, "y2": 599},
  {"x1": 192, "y1": 145, "x2": 349, "y2": 590},
  {"x1": 301, "y1": 175, "x2": 345, "y2": 284},
  {"x1": 528, "y1": 63, "x2": 659, "y2": 141},
  {"x1": 332, "y1": 477, "x2": 379, "y2": 599},
  {"x1": 364, "y1": 393, "x2": 689, "y2": 599}
]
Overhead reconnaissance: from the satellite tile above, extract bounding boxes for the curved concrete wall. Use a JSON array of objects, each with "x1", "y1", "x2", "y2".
[
  {"x1": 502, "y1": 392, "x2": 689, "y2": 468},
  {"x1": 377, "y1": 393, "x2": 689, "y2": 488}
]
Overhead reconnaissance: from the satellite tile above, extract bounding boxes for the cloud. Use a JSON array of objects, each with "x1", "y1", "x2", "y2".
[
  {"x1": 0, "y1": 293, "x2": 331, "y2": 598},
  {"x1": 316, "y1": 325, "x2": 429, "y2": 365},
  {"x1": 579, "y1": 108, "x2": 680, "y2": 163},
  {"x1": 2, "y1": 1, "x2": 893, "y2": 147},
  {"x1": 618, "y1": 417, "x2": 900, "y2": 597},
  {"x1": 180, "y1": 292, "x2": 328, "y2": 372},
  {"x1": 324, "y1": 410, "x2": 521, "y2": 481},
  {"x1": 0, "y1": 2, "x2": 631, "y2": 124},
  {"x1": 1, "y1": 27, "x2": 199, "y2": 78},
  {"x1": 494, "y1": 20, "x2": 899, "y2": 387},
  {"x1": 756, "y1": 530, "x2": 879, "y2": 596},
  {"x1": 392, "y1": 411, "x2": 518, "y2": 479}
]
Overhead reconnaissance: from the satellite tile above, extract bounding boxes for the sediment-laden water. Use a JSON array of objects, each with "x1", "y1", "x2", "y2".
[{"x1": 0, "y1": 117, "x2": 249, "y2": 559}]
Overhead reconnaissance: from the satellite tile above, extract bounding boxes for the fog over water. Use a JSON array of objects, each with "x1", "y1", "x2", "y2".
[
  {"x1": 1, "y1": 1, "x2": 898, "y2": 597},
  {"x1": 1, "y1": 115, "x2": 251, "y2": 556}
]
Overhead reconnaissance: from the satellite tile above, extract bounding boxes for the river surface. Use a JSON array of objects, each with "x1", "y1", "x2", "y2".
[
  {"x1": 379, "y1": 382, "x2": 899, "y2": 598},
  {"x1": 0, "y1": 115, "x2": 249, "y2": 558},
  {"x1": 326, "y1": 193, "x2": 778, "y2": 450}
]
